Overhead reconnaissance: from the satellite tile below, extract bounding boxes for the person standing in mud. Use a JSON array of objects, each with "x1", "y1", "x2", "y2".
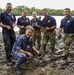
[
  {"x1": 41, "y1": 9, "x2": 56, "y2": 54},
  {"x1": 17, "y1": 10, "x2": 31, "y2": 35},
  {"x1": 0, "y1": 3, "x2": 16, "y2": 65},
  {"x1": 31, "y1": 11, "x2": 42, "y2": 49},
  {"x1": 12, "y1": 26, "x2": 40, "y2": 73},
  {"x1": 57, "y1": 8, "x2": 74, "y2": 59}
]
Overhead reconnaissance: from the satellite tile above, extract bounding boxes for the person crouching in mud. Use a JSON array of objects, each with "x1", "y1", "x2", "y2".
[{"x1": 12, "y1": 26, "x2": 40, "y2": 73}]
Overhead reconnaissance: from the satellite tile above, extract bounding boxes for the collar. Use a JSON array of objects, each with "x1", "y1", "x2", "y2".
[
  {"x1": 44, "y1": 15, "x2": 50, "y2": 20},
  {"x1": 33, "y1": 18, "x2": 38, "y2": 21},
  {"x1": 5, "y1": 11, "x2": 12, "y2": 15},
  {"x1": 24, "y1": 34, "x2": 31, "y2": 42},
  {"x1": 65, "y1": 16, "x2": 71, "y2": 20},
  {"x1": 22, "y1": 16, "x2": 27, "y2": 19}
]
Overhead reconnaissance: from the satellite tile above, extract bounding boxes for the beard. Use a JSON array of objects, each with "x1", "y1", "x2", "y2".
[{"x1": 7, "y1": 9, "x2": 12, "y2": 12}]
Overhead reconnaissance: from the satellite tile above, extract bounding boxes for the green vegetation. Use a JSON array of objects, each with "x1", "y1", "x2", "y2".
[{"x1": 0, "y1": 6, "x2": 74, "y2": 16}]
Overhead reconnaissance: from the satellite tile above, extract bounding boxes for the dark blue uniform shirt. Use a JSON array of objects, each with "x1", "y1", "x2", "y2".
[
  {"x1": 17, "y1": 17, "x2": 30, "y2": 27},
  {"x1": 31, "y1": 18, "x2": 41, "y2": 30},
  {"x1": 42, "y1": 15, "x2": 56, "y2": 28},
  {"x1": 0, "y1": 11, "x2": 16, "y2": 27},
  {"x1": 12, "y1": 34, "x2": 34, "y2": 54},
  {"x1": 60, "y1": 16, "x2": 74, "y2": 33}
]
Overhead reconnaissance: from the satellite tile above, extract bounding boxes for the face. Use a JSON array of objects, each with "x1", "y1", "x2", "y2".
[
  {"x1": 6, "y1": 4, "x2": 12, "y2": 12},
  {"x1": 32, "y1": 13, "x2": 37, "y2": 19},
  {"x1": 63, "y1": 10, "x2": 70, "y2": 17},
  {"x1": 22, "y1": 11, "x2": 27, "y2": 17},
  {"x1": 25, "y1": 29, "x2": 33, "y2": 38},
  {"x1": 42, "y1": 10, "x2": 48, "y2": 17}
]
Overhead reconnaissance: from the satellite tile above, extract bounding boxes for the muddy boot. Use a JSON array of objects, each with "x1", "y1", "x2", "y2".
[
  {"x1": 63, "y1": 55, "x2": 69, "y2": 60},
  {"x1": 63, "y1": 50, "x2": 70, "y2": 60},
  {"x1": 43, "y1": 46, "x2": 46, "y2": 53},
  {"x1": 6, "y1": 55, "x2": 13, "y2": 65},
  {"x1": 14, "y1": 63, "x2": 23, "y2": 74},
  {"x1": 50, "y1": 47, "x2": 55, "y2": 54}
]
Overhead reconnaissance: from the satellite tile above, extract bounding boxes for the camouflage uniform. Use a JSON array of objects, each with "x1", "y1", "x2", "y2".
[
  {"x1": 59, "y1": 16, "x2": 74, "y2": 59},
  {"x1": 64, "y1": 33, "x2": 74, "y2": 50},
  {"x1": 43, "y1": 30, "x2": 56, "y2": 49},
  {"x1": 42, "y1": 15, "x2": 56, "y2": 52},
  {"x1": 31, "y1": 18, "x2": 41, "y2": 49}
]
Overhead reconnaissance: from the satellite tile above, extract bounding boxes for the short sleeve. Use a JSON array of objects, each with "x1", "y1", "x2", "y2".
[
  {"x1": 52, "y1": 17, "x2": 56, "y2": 26},
  {"x1": 13, "y1": 14, "x2": 16, "y2": 22},
  {"x1": 60, "y1": 20, "x2": 63, "y2": 28},
  {"x1": 17, "y1": 18, "x2": 20, "y2": 25},
  {"x1": 38, "y1": 19, "x2": 42, "y2": 26},
  {"x1": 0, "y1": 13, "x2": 4, "y2": 22},
  {"x1": 14, "y1": 36, "x2": 23, "y2": 51},
  {"x1": 28, "y1": 18, "x2": 31, "y2": 25}
]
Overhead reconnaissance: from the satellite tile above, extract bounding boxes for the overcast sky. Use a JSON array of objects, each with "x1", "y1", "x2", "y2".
[{"x1": 0, "y1": 0, "x2": 74, "y2": 10}]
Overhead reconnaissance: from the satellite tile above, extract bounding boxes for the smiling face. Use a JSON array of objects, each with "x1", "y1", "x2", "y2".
[
  {"x1": 32, "y1": 12, "x2": 37, "y2": 19},
  {"x1": 22, "y1": 10, "x2": 27, "y2": 18},
  {"x1": 25, "y1": 29, "x2": 33, "y2": 38},
  {"x1": 6, "y1": 3, "x2": 12, "y2": 12}
]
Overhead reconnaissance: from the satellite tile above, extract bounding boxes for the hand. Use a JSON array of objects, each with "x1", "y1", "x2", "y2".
[
  {"x1": 35, "y1": 25, "x2": 40, "y2": 28},
  {"x1": 45, "y1": 27, "x2": 50, "y2": 31},
  {"x1": 6, "y1": 26, "x2": 11, "y2": 30},
  {"x1": 21, "y1": 26, "x2": 24, "y2": 28},
  {"x1": 36, "y1": 50, "x2": 41, "y2": 56},
  {"x1": 41, "y1": 27, "x2": 45, "y2": 32},
  {"x1": 57, "y1": 33, "x2": 61, "y2": 39},
  {"x1": 58, "y1": 34, "x2": 61, "y2": 39},
  {"x1": 26, "y1": 52, "x2": 33, "y2": 58},
  {"x1": 13, "y1": 23, "x2": 16, "y2": 28}
]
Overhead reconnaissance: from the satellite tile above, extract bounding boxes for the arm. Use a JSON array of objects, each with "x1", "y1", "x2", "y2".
[
  {"x1": 18, "y1": 49, "x2": 33, "y2": 58},
  {"x1": 0, "y1": 13, "x2": 15, "y2": 30},
  {"x1": 45, "y1": 25, "x2": 56, "y2": 31},
  {"x1": 12, "y1": 14, "x2": 16, "y2": 28},
  {"x1": 0, "y1": 23, "x2": 11, "y2": 29},
  {"x1": 12, "y1": 21, "x2": 16, "y2": 28},
  {"x1": 57, "y1": 19, "x2": 63, "y2": 36},
  {"x1": 15, "y1": 36, "x2": 33, "y2": 57},
  {"x1": 17, "y1": 25, "x2": 23, "y2": 28},
  {"x1": 50, "y1": 25, "x2": 56, "y2": 30},
  {"x1": 35, "y1": 24, "x2": 41, "y2": 28},
  {"x1": 17, "y1": 18, "x2": 23, "y2": 28},
  {"x1": 35, "y1": 19, "x2": 41, "y2": 28},
  {"x1": 57, "y1": 28, "x2": 62, "y2": 36},
  {"x1": 32, "y1": 46, "x2": 40, "y2": 55}
]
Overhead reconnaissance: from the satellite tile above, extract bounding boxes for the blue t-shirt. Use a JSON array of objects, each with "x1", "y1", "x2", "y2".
[
  {"x1": 60, "y1": 16, "x2": 74, "y2": 33},
  {"x1": 31, "y1": 18, "x2": 41, "y2": 30},
  {"x1": 0, "y1": 11, "x2": 16, "y2": 27},
  {"x1": 42, "y1": 15, "x2": 56, "y2": 28},
  {"x1": 12, "y1": 34, "x2": 34, "y2": 54},
  {"x1": 17, "y1": 17, "x2": 30, "y2": 27}
]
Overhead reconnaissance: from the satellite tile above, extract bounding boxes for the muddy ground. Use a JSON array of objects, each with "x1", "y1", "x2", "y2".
[{"x1": 0, "y1": 31, "x2": 74, "y2": 75}]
